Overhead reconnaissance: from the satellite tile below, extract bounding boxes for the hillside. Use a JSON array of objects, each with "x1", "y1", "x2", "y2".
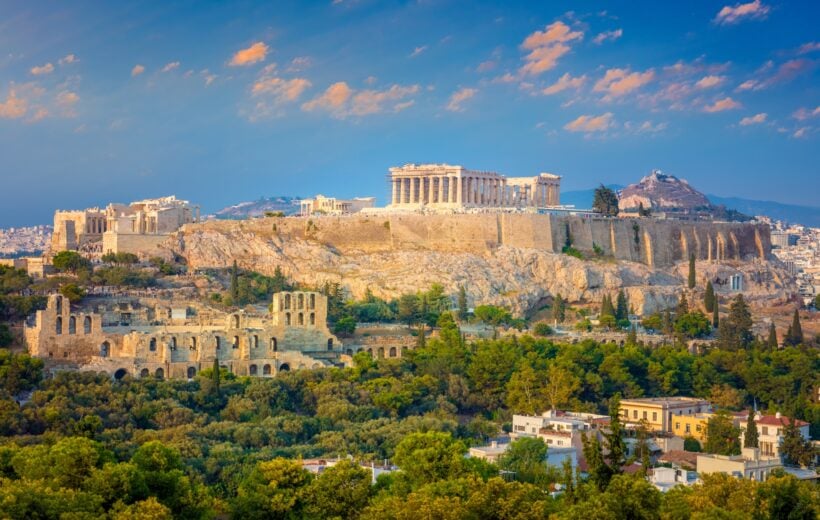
[
  {"x1": 212, "y1": 196, "x2": 302, "y2": 219},
  {"x1": 618, "y1": 170, "x2": 712, "y2": 212}
]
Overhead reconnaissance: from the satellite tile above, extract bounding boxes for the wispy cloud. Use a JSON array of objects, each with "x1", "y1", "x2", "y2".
[
  {"x1": 131, "y1": 64, "x2": 145, "y2": 77},
  {"x1": 736, "y1": 59, "x2": 815, "y2": 91},
  {"x1": 592, "y1": 29, "x2": 622, "y2": 45},
  {"x1": 55, "y1": 91, "x2": 79, "y2": 117},
  {"x1": 58, "y1": 54, "x2": 77, "y2": 66},
  {"x1": 409, "y1": 46, "x2": 428, "y2": 58},
  {"x1": 446, "y1": 87, "x2": 477, "y2": 112},
  {"x1": 541, "y1": 73, "x2": 586, "y2": 95},
  {"x1": 0, "y1": 90, "x2": 27, "y2": 119},
  {"x1": 714, "y1": 0, "x2": 770, "y2": 25},
  {"x1": 792, "y1": 106, "x2": 820, "y2": 120},
  {"x1": 252, "y1": 77, "x2": 311, "y2": 101},
  {"x1": 287, "y1": 56, "x2": 312, "y2": 72},
  {"x1": 302, "y1": 81, "x2": 419, "y2": 118},
  {"x1": 519, "y1": 21, "x2": 583, "y2": 77},
  {"x1": 796, "y1": 42, "x2": 820, "y2": 55},
  {"x1": 564, "y1": 112, "x2": 614, "y2": 133},
  {"x1": 703, "y1": 97, "x2": 741, "y2": 112},
  {"x1": 594, "y1": 68, "x2": 655, "y2": 100},
  {"x1": 792, "y1": 127, "x2": 810, "y2": 138},
  {"x1": 694, "y1": 75, "x2": 725, "y2": 89},
  {"x1": 161, "y1": 61, "x2": 180, "y2": 73},
  {"x1": 230, "y1": 42, "x2": 269, "y2": 66},
  {"x1": 739, "y1": 113, "x2": 767, "y2": 125},
  {"x1": 30, "y1": 63, "x2": 54, "y2": 75}
]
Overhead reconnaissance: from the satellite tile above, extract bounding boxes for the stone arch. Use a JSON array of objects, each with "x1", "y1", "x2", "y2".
[
  {"x1": 233, "y1": 335, "x2": 239, "y2": 349},
  {"x1": 310, "y1": 294, "x2": 316, "y2": 309},
  {"x1": 297, "y1": 312, "x2": 304, "y2": 326},
  {"x1": 68, "y1": 316, "x2": 76, "y2": 334},
  {"x1": 312, "y1": 363, "x2": 321, "y2": 369},
  {"x1": 309, "y1": 313, "x2": 315, "y2": 326},
  {"x1": 56, "y1": 316, "x2": 63, "y2": 335},
  {"x1": 285, "y1": 312, "x2": 291, "y2": 326},
  {"x1": 232, "y1": 314, "x2": 240, "y2": 329},
  {"x1": 215, "y1": 336, "x2": 221, "y2": 349},
  {"x1": 263, "y1": 364, "x2": 273, "y2": 375},
  {"x1": 346, "y1": 348, "x2": 353, "y2": 356},
  {"x1": 149, "y1": 338, "x2": 157, "y2": 351},
  {"x1": 389, "y1": 346, "x2": 397, "y2": 357},
  {"x1": 377, "y1": 347, "x2": 385, "y2": 359},
  {"x1": 187, "y1": 366, "x2": 196, "y2": 378},
  {"x1": 100, "y1": 341, "x2": 110, "y2": 358},
  {"x1": 114, "y1": 368, "x2": 128, "y2": 380},
  {"x1": 55, "y1": 295, "x2": 63, "y2": 314},
  {"x1": 170, "y1": 337, "x2": 177, "y2": 350},
  {"x1": 278, "y1": 363, "x2": 289, "y2": 372},
  {"x1": 83, "y1": 316, "x2": 92, "y2": 334},
  {"x1": 253, "y1": 335, "x2": 259, "y2": 348},
  {"x1": 140, "y1": 368, "x2": 150, "y2": 378},
  {"x1": 271, "y1": 337, "x2": 278, "y2": 351},
  {"x1": 367, "y1": 348, "x2": 373, "y2": 356},
  {"x1": 155, "y1": 367, "x2": 164, "y2": 379},
  {"x1": 327, "y1": 338, "x2": 333, "y2": 350},
  {"x1": 284, "y1": 294, "x2": 291, "y2": 309},
  {"x1": 249, "y1": 364, "x2": 258, "y2": 376},
  {"x1": 298, "y1": 293, "x2": 304, "y2": 309}
]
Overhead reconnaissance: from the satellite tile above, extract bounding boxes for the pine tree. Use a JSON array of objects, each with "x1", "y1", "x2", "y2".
[
  {"x1": 704, "y1": 281, "x2": 715, "y2": 312},
  {"x1": 457, "y1": 285, "x2": 468, "y2": 321},
  {"x1": 662, "y1": 310, "x2": 673, "y2": 335},
  {"x1": 627, "y1": 324, "x2": 638, "y2": 345},
  {"x1": 677, "y1": 293, "x2": 689, "y2": 315},
  {"x1": 744, "y1": 410, "x2": 759, "y2": 448},
  {"x1": 787, "y1": 309, "x2": 803, "y2": 346},
  {"x1": 416, "y1": 324, "x2": 426, "y2": 349},
  {"x1": 601, "y1": 295, "x2": 615, "y2": 318},
  {"x1": 766, "y1": 322, "x2": 778, "y2": 349},
  {"x1": 615, "y1": 290, "x2": 628, "y2": 321},
  {"x1": 561, "y1": 457, "x2": 575, "y2": 505},
  {"x1": 688, "y1": 254, "x2": 696, "y2": 289},
  {"x1": 603, "y1": 394, "x2": 627, "y2": 478},
  {"x1": 712, "y1": 304, "x2": 720, "y2": 329},
  {"x1": 230, "y1": 260, "x2": 239, "y2": 300}
]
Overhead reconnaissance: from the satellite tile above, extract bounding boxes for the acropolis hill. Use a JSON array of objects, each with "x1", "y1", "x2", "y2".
[{"x1": 164, "y1": 212, "x2": 785, "y2": 316}]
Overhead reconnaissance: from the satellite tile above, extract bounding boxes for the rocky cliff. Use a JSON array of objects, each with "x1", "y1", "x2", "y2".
[
  {"x1": 619, "y1": 170, "x2": 710, "y2": 211},
  {"x1": 164, "y1": 213, "x2": 787, "y2": 316}
]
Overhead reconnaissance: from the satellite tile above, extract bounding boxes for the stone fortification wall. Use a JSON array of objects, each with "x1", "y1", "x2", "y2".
[{"x1": 181, "y1": 213, "x2": 769, "y2": 267}]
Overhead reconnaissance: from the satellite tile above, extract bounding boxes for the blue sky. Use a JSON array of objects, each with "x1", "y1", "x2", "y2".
[{"x1": 0, "y1": 0, "x2": 818, "y2": 226}]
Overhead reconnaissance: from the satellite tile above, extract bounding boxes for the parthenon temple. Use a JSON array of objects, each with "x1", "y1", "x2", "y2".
[{"x1": 387, "y1": 163, "x2": 561, "y2": 209}]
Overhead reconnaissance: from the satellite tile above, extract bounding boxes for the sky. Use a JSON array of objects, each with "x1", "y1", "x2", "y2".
[{"x1": 0, "y1": 0, "x2": 818, "y2": 226}]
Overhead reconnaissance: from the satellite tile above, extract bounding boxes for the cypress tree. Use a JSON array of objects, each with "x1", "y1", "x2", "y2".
[
  {"x1": 744, "y1": 410, "x2": 759, "y2": 448},
  {"x1": 627, "y1": 324, "x2": 638, "y2": 345},
  {"x1": 787, "y1": 309, "x2": 803, "y2": 346},
  {"x1": 230, "y1": 260, "x2": 239, "y2": 300},
  {"x1": 766, "y1": 322, "x2": 778, "y2": 349},
  {"x1": 712, "y1": 305, "x2": 719, "y2": 329},
  {"x1": 212, "y1": 357, "x2": 221, "y2": 395},
  {"x1": 615, "y1": 290, "x2": 628, "y2": 321},
  {"x1": 663, "y1": 310, "x2": 673, "y2": 335},
  {"x1": 601, "y1": 295, "x2": 615, "y2": 318},
  {"x1": 704, "y1": 281, "x2": 715, "y2": 312},
  {"x1": 688, "y1": 254, "x2": 696, "y2": 289},
  {"x1": 416, "y1": 324, "x2": 426, "y2": 348},
  {"x1": 457, "y1": 285, "x2": 468, "y2": 321},
  {"x1": 554, "y1": 293, "x2": 566, "y2": 323},
  {"x1": 677, "y1": 293, "x2": 689, "y2": 315}
]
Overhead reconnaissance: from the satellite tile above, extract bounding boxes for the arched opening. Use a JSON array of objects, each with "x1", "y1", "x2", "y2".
[
  {"x1": 170, "y1": 337, "x2": 177, "y2": 350},
  {"x1": 232, "y1": 314, "x2": 240, "y2": 329},
  {"x1": 100, "y1": 341, "x2": 110, "y2": 358},
  {"x1": 297, "y1": 313, "x2": 304, "y2": 326},
  {"x1": 83, "y1": 316, "x2": 92, "y2": 334},
  {"x1": 346, "y1": 348, "x2": 353, "y2": 356},
  {"x1": 114, "y1": 368, "x2": 127, "y2": 380},
  {"x1": 310, "y1": 294, "x2": 316, "y2": 309},
  {"x1": 249, "y1": 364, "x2": 258, "y2": 376},
  {"x1": 271, "y1": 337, "x2": 278, "y2": 352},
  {"x1": 284, "y1": 294, "x2": 291, "y2": 309},
  {"x1": 155, "y1": 368, "x2": 164, "y2": 379},
  {"x1": 233, "y1": 336, "x2": 239, "y2": 349},
  {"x1": 253, "y1": 335, "x2": 259, "y2": 348},
  {"x1": 215, "y1": 336, "x2": 221, "y2": 349},
  {"x1": 68, "y1": 316, "x2": 76, "y2": 334},
  {"x1": 140, "y1": 368, "x2": 150, "y2": 378},
  {"x1": 149, "y1": 338, "x2": 157, "y2": 351},
  {"x1": 378, "y1": 347, "x2": 385, "y2": 359},
  {"x1": 309, "y1": 313, "x2": 315, "y2": 326},
  {"x1": 389, "y1": 346, "x2": 397, "y2": 357},
  {"x1": 56, "y1": 316, "x2": 62, "y2": 335},
  {"x1": 190, "y1": 337, "x2": 197, "y2": 350},
  {"x1": 327, "y1": 338, "x2": 333, "y2": 351},
  {"x1": 55, "y1": 296, "x2": 62, "y2": 314},
  {"x1": 277, "y1": 363, "x2": 289, "y2": 372},
  {"x1": 187, "y1": 366, "x2": 196, "y2": 378},
  {"x1": 312, "y1": 363, "x2": 321, "y2": 369},
  {"x1": 285, "y1": 312, "x2": 291, "y2": 326},
  {"x1": 263, "y1": 364, "x2": 272, "y2": 375},
  {"x1": 298, "y1": 293, "x2": 304, "y2": 309},
  {"x1": 367, "y1": 348, "x2": 373, "y2": 357}
]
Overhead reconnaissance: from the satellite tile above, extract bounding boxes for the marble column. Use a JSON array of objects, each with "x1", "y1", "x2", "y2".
[
  {"x1": 392, "y1": 179, "x2": 399, "y2": 205},
  {"x1": 438, "y1": 176, "x2": 444, "y2": 204},
  {"x1": 428, "y1": 177, "x2": 435, "y2": 204},
  {"x1": 398, "y1": 178, "x2": 405, "y2": 204},
  {"x1": 410, "y1": 177, "x2": 418, "y2": 203}
]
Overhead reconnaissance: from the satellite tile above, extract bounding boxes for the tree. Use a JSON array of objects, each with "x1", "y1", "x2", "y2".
[
  {"x1": 662, "y1": 310, "x2": 673, "y2": 335},
  {"x1": 473, "y1": 305, "x2": 512, "y2": 327},
  {"x1": 615, "y1": 290, "x2": 628, "y2": 321},
  {"x1": 0, "y1": 324, "x2": 12, "y2": 348},
  {"x1": 553, "y1": 293, "x2": 566, "y2": 323},
  {"x1": 52, "y1": 251, "x2": 92, "y2": 274},
  {"x1": 815, "y1": 294, "x2": 820, "y2": 310},
  {"x1": 533, "y1": 322, "x2": 553, "y2": 337},
  {"x1": 592, "y1": 185, "x2": 619, "y2": 216},
  {"x1": 506, "y1": 364, "x2": 549, "y2": 415},
  {"x1": 785, "y1": 310, "x2": 803, "y2": 346},
  {"x1": 712, "y1": 304, "x2": 720, "y2": 329},
  {"x1": 638, "y1": 202, "x2": 651, "y2": 217},
  {"x1": 717, "y1": 294, "x2": 752, "y2": 350},
  {"x1": 212, "y1": 357, "x2": 220, "y2": 396},
  {"x1": 497, "y1": 437, "x2": 548, "y2": 484},
  {"x1": 676, "y1": 293, "x2": 689, "y2": 315},
  {"x1": 60, "y1": 283, "x2": 86, "y2": 303},
  {"x1": 544, "y1": 364, "x2": 580, "y2": 411},
  {"x1": 457, "y1": 285, "x2": 468, "y2": 321},
  {"x1": 780, "y1": 419, "x2": 813, "y2": 466},
  {"x1": 704, "y1": 411, "x2": 741, "y2": 456},
  {"x1": 600, "y1": 295, "x2": 615, "y2": 318},
  {"x1": 673, "y1": 311, "x2": 711, "y2": 338},
  {"x1": 561, "y1": 458, "x2": 575, "y2": 505},
  {"x1": 232, "y1": 458, "x2": 312, "y2": 519},
  {"x1": 743, "y1": 411, "x2": 759, "y2": 449},
  {"x1": 306, "y1": 459, "x2": 371, "y2": 520},
  {"x1": 393, "y1": 432, "x2": 466, "y2": 487},
  {"x1": 602, "y1": 395, "x2": 627, "y2": 478},
  {"x1": 333, "y1": 316, "x2": 356, "y2": 337},
  {"x1": 230, "y1": 260, "x2": 239, "y2": 300},
  {"x1": 704, "y1": 281, "x2": 716, "y2": 312},
  {"x1": 397, "y1": 293, "x2": 421, "y2": 325},
  {"x1": 766, "y1": 322, "x2": 778, "y2": 349},
  {"x1": 688, "y1": 254, "x2": 696, "y2": 289}
]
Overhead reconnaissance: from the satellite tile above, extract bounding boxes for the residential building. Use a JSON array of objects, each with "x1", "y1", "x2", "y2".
[
  {"x1": 619, "y1": 397, "x2": 712, "y2": 433},
  {"x1": 697, "y1": 447, "x2": 782, "y2": 482},
  {"x1": 740, "y1": 412, "x2": 811, "y2": 459}
]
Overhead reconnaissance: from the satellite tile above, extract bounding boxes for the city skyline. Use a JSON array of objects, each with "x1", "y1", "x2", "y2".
[{"x1": 1, "y1": 0, "x2": 819, "y2": 226}]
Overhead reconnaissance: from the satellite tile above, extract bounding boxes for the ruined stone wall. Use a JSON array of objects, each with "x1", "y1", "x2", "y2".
[{"x1": 102, "y1": 232, "x2": 168, "y2": 256}]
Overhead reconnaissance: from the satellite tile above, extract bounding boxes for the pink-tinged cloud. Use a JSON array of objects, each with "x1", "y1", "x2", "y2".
[
  {"x1": 28, "y1": 107, "x2": 49, "y2": 123},
  {"x1": 541, "y1": 73, "x2": 586, "y2": 95},
  {"x1": 796, "y1": 42, "x2": 820, "y2": 55},
  {"x1": 594, "y1": 68, "x2": 655, "y2": 99},
  {"x1": 739, "y1": 113, "x2": 767, "y2": 125},
  {"x1": 695, "y1": 75, "x2": 725, "y2": 89},
  {"x1": 350, "y1": 84, "x2": 420, "y2": 116},
  {"x1": 736, "y1": 59, "x2": 814, "y2": 91},
  {"x1": 58, "y1": 54, "x2": 77, "y2": 65},
  {"x1": 792, "y1": 127, "x2": 809, "y2": 138},
  {"x1": 131, "y1": 64, "x2": 145, "y2": 77},
  {"x1": 564, "y1": 112, "x2": 614, "y2": 133},
  {"x1": 230, "y1": 42, "x2": 269, "y2": 66},
  {"x1": 476, "y1": 60, "x2": 496, "y2": 73},
  {"x1": 56, "y1": 91, "x2": 79, "y2": 117},
  {"x1": 704, "y1": 97, "x2": 741, "y2": 112},
  {"x1": 409, "y1": 46, "x2": 428, "y2": 58},
  {"x1": 519, "y1": 21, "x2": 583, "y2": 77},
  {"x1": 592, "y1": 29, "x2": 622, "y2": 45},
  {"x1": 161, "y1": 61, "x2": 180, "y2": 73},
  {"x1": 714, "y1": 0, "x2": 769, "y2": 24},
  {"x1": 252, "y1": 77, "x2": 312, "y2": 102},
  {"x1": 30, "y1": 63, "x2": 54, "y2": 75},
  {"x1": 446, "y1": 87, "x2": 477, "y2": 111},
  {"x1": 792, "y1": 106, "x2": 820, "y2": 120},
  {"x1": 736, "y1": 79, "x2": 758, "y2": 91},
  {"x1": 0, "y1": 91, "x2": 27, "y2": 119},
  {"x1": 302, "y1": 82, "x2": 353, "y2": 112}
]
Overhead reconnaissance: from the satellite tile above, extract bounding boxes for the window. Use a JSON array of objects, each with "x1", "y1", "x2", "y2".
[
  {"x1": 643, "y1": 411, "x2": 647, "y2": 420},
  {"x1": 56, "y1": 316, "x2": 62, "y2": 335},
  {"x1": 83, "y1": 316, "x2": 92, "y2": 334},
  {"x1": 685, "y1": 424, "x2": 691, "y2": 433},
  {"x1": 149, "y1": 338, "x2": 157, "y2": 351},
  {"x1": 762, "y1": 426, "x2": 768, "y2": 436},
  {"x1": 675, "y1": 422, "x2": 680, "y2": 430},
  {"x1": 633, "y1": 410, "x2": 638, "y2": 419},
  {"x1": 68, "y1": 316, "x2": 76, "y2": 334},
  {"x1": 652, "y1": 412, "x2": 657, "y2": 422}
]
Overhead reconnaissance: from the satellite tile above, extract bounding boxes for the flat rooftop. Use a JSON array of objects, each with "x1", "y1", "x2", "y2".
[{"x1": 620, "y1": 397, "x2": 710, "y2": 407}]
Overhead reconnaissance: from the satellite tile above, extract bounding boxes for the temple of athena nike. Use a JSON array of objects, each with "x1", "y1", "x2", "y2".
[{"x1": 387, "y1": 163, "x2": 561, "y2": 209}]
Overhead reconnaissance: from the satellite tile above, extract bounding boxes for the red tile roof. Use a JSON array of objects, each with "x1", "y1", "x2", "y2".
[{"x1": 756, "y1": 415, "x2": 809, "y2": 427}]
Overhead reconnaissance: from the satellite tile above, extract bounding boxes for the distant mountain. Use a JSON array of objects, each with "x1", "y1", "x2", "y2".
[
  {"x1": 707, "y1": 195, "x2": 820, "y2": 228},
  {"x1": 212, "y1": 196, "x2": 303, "y2": 219},
  {"x1": 618, "y1": 171, "x2": 712, "y2": 212}
]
